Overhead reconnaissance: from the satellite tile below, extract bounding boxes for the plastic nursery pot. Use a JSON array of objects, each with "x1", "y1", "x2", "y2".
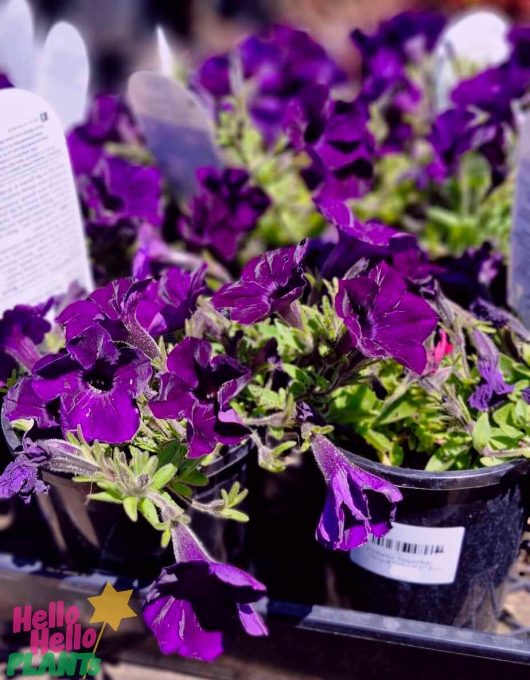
[
  {"x1": 332, "y1": 451, "x2": 530, "y2": 631},
  {"x1": 1, "y1": 411, "x2": 249, "y2": 580}
]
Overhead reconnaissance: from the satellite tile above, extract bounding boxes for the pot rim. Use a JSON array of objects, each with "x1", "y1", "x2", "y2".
[{"x1": 341, "y1": 448, "x2": 529, "y2": 490}]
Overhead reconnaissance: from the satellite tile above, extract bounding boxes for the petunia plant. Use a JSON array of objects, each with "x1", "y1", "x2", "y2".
[{"x1": 2, "y1": 7, "x2": 530, "y2": 666}]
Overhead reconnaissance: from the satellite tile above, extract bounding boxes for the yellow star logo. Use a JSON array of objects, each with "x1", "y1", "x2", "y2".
[{"x1": 87, "y1": 582, "x2": 137, "y2": 632}]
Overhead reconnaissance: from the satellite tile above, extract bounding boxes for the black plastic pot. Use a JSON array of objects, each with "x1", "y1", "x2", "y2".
[
  {"x1": 332, "y1": 452, "x2": 530, "y2": 631},
  {"x1": 1, "y1": 413, "x2": 249, "y2": 580}
]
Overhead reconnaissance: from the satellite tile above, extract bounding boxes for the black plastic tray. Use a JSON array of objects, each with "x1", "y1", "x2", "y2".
[{"x1": 0, "y1": 553, "x2": 529, "y2": 680}]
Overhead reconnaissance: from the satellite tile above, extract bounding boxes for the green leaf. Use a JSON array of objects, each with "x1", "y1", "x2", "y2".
[
  {"x1": 151, "y1": 464, "x2": 177, "y2": 490},
  {"x1": 139, "y1": 498, "x2": 160, "y2": 528},
  {"x1": 171, "y1": 482, "x2": 193, "y2": 498},
  {"x1": 123, "y1": 496, "x2": 139, "y2": 522},
  {"x1": 88, "y1": 492, "x2": 123, "y2": 504},
  {"x1": 375, "y1": 393, "x2": 417, "y2": 426},
  {"x1": 472, "y1": 413, "x2": 491, "y2": 451},
  {"x1": 161, "y1": 529, "x2": 172, "y2": 548}
]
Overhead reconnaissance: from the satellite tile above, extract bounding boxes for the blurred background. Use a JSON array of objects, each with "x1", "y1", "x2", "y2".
[{"x1": 11, "y1": 0, "x2": 530, "y2": 90}]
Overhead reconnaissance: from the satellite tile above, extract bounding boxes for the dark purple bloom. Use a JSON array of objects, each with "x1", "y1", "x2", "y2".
[
  {"x1": 135, "y1": 266, "x2": 208, "y2": 337},
  {"x1": 212, "y1": 241, "x2": 308, "y2": 325},
  {"x1": 67, "y1": 95, "x2": 139, "y2": 177},
  {"x1": 6, "y1": 326, "x2": 152, "y2": 444},
  {"x1": 352, "y1": 11, "x2": 445, "y2": 69},
  {"x1": 317, "y1": 199, "x2": 434, "y2": 284},
  {"x1": 427, "y1": 109, "x2": 476, "y2": 181},
  {"x1": 0, "y1": 301, "x2": 52, "y2": 385},
  {"x1": 149, "y1": 338, "x2": 250, "y2": 458},
  {"x1": 336, "y1": 262, "x2": 438, "y2": 374},
  {"x1": 295, "y1": 98, "x2": 376, "y2": 201},
  {"x1": 58, "y1": 271, "x2": 202, "y2": 354},
  {"x1": 143, "y1": 523, "x2": 267, "y2": 662},
  {"x1": 0, "y1": 73, "x2": 13, "y2": 89},
  {"x1": 195, "y1": 54, "x2": 232, "y2": 99},
  {"x1": 0, "y1": 456, "x2": 49, "y2": 504},
  {"x1": 238, "y1": 25, "x2": 345, "y2": 142},
  {"x1": 318, "y1": 199, "x2": 401, "y2": 275},
  {"x1": 352, "y1": 11, "x2": 445, "y2": 106},
  {"x1": 451, "y1": 65, "x2": 526, "y2": 127},
  {"x1": 179, "y1": 167, "x2": 270, "y2": 262},
  {"x1": 80, "y1": 154, "x2": 163, "y2": 229},
  {"x1": 508, "y1": 26, "x2": 530, "y2": 71},
  {"x1": 436, "y1": 243, "x2": 506, "y2": 310},
  {"x1": 468, "y1": 330, "x2": 513, "y2": 412},
  {"x1": 311, "y1": 434, "x2": 402, "y2": 550}
]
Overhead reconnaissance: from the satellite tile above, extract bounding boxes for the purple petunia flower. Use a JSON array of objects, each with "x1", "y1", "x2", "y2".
[
  {"x1": 436, "y1": 243, "x2": 505, "y2": 310},
  {"x1": 212, "y1": 241, "x2": 308, "y2": 325},
  {"x1": 426, "y1": 108, "x2": 476, "y2": 181},
  {"x1": 6, "y1": 326, "x2": 152, "y2": 444},
  {"x1": 149, "y1": 338, "x2": 250, "y2": 458},
  {"x1": 58, "y1": 278, "x2": 156, "y2": 359},
  {"x1": 310, "y1": 434, "x2": 402, "y2": 551},
  {"x1": 80, "y1": 154, "x2": 163, "y2": 229},
  {"x1": 468, "y1": 330, "x2": 513, "y2": 412},
  {"x1": 58, "y1": 270, "x2": 204, "y2": 358},
  {"x1": 0, "y1": 456, "x2": 49, "y2": 504},
  {"x1": 288, "y1": 95, "x2": 376, "y2": 202},
  {"x1": 67, "y1": 94, "x2": 140, "y2": 177},
  {"x1": 336, "y1": 262, "x2": 438, "y2": 374},
  {"x1": 0, "y1": 301, "x2": 52, "y2": 385},
  {"x1": 179, "y1": 167, "x2": 270, "y2": 263},
  {"x1": 143, "y1": 522, "x2": 267, "y2": 662},
  {"x1": 135, "y1": 265, "x2": 208, "y2": 338},
  {"x1": 195, "y1": 54, "x2": 232, "y2": 99},
  {"x1": 242, "y1": 25, "x2": 344, "y2": 143},
  {"x1": 352, "y1": 11, "x2": 445, "y2": 71}
]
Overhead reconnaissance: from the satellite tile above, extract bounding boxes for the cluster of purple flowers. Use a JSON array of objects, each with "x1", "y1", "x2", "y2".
[
  {"x1": 196, "y1": 25, "x2": 345, "y2": 143},
  {"x1": 428, "y1": 26, "x2": 530, "y2": 184},
  {"x1": 3, "y1": 9, "x2": 530, "y2": 667}
]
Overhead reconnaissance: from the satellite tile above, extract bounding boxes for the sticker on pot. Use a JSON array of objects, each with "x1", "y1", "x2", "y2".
[
  {"x1": 509, "y1": 114, "x2": 530, "y2": 327},
  {"x1": 350, "y1": 523, "x2": 465, "y2": 585},
  {"x1": 0, "y1": 88, "x2": 93, "y2": 314},
  {"x1": 127, "y1": 71, "x2": 222, "y2": 201}
]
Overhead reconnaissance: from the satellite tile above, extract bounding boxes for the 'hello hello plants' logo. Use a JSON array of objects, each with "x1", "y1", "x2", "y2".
[{"x1": 6, "y1": 583, "x2": 137, "y2": 677}]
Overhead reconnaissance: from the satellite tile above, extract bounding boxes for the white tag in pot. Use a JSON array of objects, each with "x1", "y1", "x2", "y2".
[
  {"x1": 434, "y1": 9, "x2": 510, "y2": 111},
  {"x1": 0, "y1": 88, "x2": 93, "y2": 314},
  {"x1": 36, "y1": 22, "x2": 90, "y2": 132},
  {"x1": 128, "y1": 71, "x2": 222, "y2": 201},
  {"x1": 350, "y1": 522, "x2": 465, "y2": 585},
  {"x1": 509, "y1": 114, "x2": 530, "y2": 326}
]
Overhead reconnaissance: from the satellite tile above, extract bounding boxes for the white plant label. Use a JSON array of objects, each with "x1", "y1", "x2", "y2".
[
  {"x1": 0, "y1": 89, "x2": 93, "y2": 314},
  {"x1": 37, "y1": 22, "x2": 90, "y2": 131},
  {"x1": 434, "y1": 10, "x2": 509, "y2": 111},
  {"x1": 128, "y1": 71, "x2": 221, "y2": 200},
  {"x1": 509, "y1": 115, "x2": 530, "y2": 326},
  {"x1": 350, "y1": 522, "x2": 465, "y2": 585}
]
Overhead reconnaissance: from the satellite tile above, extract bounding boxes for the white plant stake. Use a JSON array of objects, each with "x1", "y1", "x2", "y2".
[
  {"x1": 128, "y1": 71, "x2": 222, "y2": 200},
  {"x1": 37, "y1": 22, "x2": 90, "y2": 131},
  {"x1": 0, "y1": 89, "x2": 93, "y2": 312},
  {"x1": 509, "y1": 114, "x2": 530, "y2": 327},
  {"x1": 156, "y1": 26, "x2": 174, "y2": 77},
  {"x1": 434, "y1": 9, "x2": 510, "y2": 111},
  {"x1": 0, "y1": 1, "x2": 90, "y2": 131}
]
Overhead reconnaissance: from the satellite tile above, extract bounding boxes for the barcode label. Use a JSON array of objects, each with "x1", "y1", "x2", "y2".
[
  {"x1": 351, "y1": 522, "x2": 465, "y2": 585},
  {"x1": 372, "y1": 536, "x2": 445, "y2": 556}
]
